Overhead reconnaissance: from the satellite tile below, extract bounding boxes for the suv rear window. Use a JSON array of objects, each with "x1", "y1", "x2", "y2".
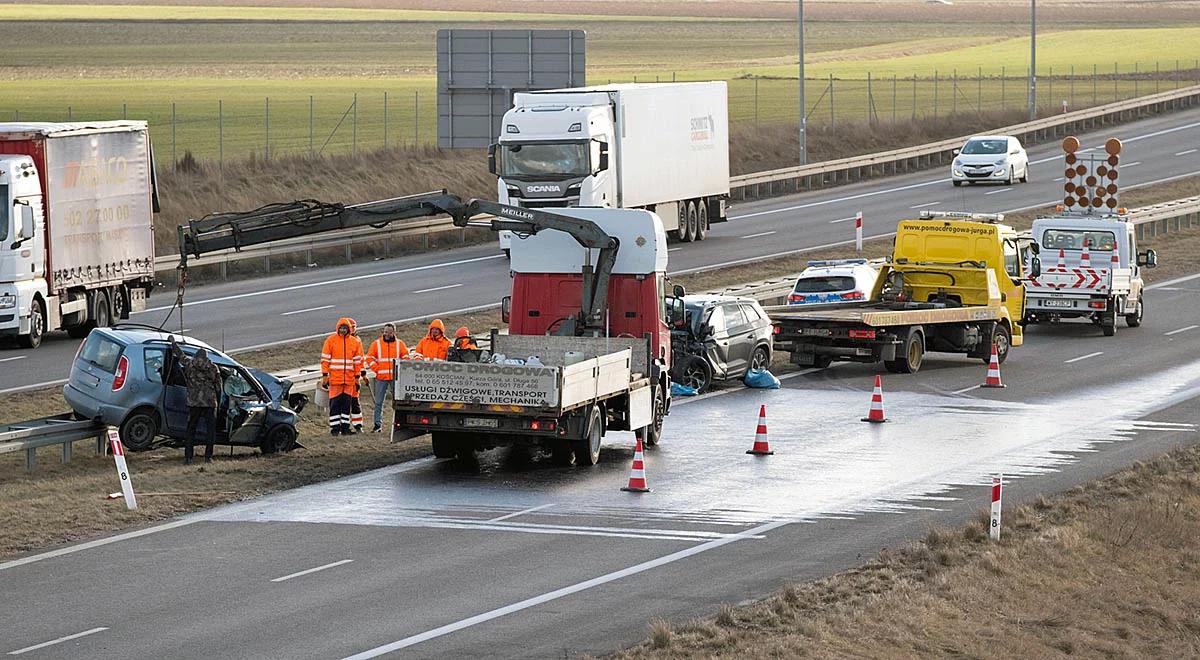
[
  {"x1": 794, "y1": 276, "x2": 856, "y2": 293},
  {"x1": 79, "y1": 333, "x2": 125, "y2": 373}
]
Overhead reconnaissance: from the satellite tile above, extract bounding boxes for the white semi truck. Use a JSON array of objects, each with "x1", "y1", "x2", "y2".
[
  {"x1": 488, "y1": 82, "x2": 730, "y2": 253},
  {"x1": 0, "y1": 122, "x2": 158, "y2": 348}
]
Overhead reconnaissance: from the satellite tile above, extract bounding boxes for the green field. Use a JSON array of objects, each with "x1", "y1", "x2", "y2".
[{"x1": 2, "y1": 4, "x2": 1199, "y2": 162}]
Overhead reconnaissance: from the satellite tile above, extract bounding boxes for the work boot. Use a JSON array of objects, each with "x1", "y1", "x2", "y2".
[
  {"x1": 372, "y1": 424, "x2": 382, "y2": 433},
  {"x1": 184, "y1": 457, "x2": 193, "y2": 465},
  {"x1": 204, "y1": 457, "x2": 213, "y2": 464},
  {"x1": 330, "y1": 428, "x2": 339, "y2": 437}
]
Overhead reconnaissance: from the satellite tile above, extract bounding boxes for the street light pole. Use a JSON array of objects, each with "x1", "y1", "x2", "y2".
[
  {"x1": 1029, "y1": 0, "x2": 1037, "y2": 120},
  {"x1": 798, "y1": 0, "x2": 807, "y2": 165}
]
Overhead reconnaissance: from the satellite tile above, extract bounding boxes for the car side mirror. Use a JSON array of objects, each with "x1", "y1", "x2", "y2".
[
  {"x1": 673, "y1": 284, "x2": 685, "y2": 298},
  {"x1": 668, "y1": 298, "x2": 685, "y2": 328},
  {"x1": 1138, "y1": 249, "x2": 1158, "y2": 268},
  {"x1": 501, "y1": 295, "x2": 512, "y2": 324},
  {"x1": 1010, "y1": 150, "x2": 1019, "y2": 155},
  {"x1": 487, "y1": 144, "x2": 498, "y2": 175},
  {"x1": 16, "y1": 204, "x2": 34, "y2": 241},
  {"x1": 1028, "y1": 255, "x2": 1042, "y2": 279},
  {"x1": 597, "y1": 142, "x2": 609, "y2": 172},
  {"x1": 952, "y1": 148, "x2": 961, "y2": 156}
]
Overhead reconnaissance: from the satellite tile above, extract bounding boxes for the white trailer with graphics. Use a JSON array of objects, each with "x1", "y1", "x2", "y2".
[
  {"x1": 0, "y1": 122, "x2": 158, "y2": 348},
  {"x1": 489, "y1": 81, "x2": 730, "y2": 252}
]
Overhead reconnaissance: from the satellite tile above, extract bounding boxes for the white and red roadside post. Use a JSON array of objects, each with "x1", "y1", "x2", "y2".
[
  {"x1": 989, "y1": 474, "x2": 1003, "y2": 541},
  {"x1": 854, "y1": 211, "x2": 863, "y2": 253},
  {"x1": 108, "y1": 428, "x2": 138, "y2": 510}
]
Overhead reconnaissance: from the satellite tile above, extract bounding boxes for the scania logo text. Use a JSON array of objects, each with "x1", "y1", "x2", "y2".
[{"x1": 525, "y1": 185, "x2": 562, "y2": 193}]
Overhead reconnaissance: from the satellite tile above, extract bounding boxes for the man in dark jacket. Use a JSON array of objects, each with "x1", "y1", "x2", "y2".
[{"x1": 171, "y1": 340, "x2": 223, "y2": 464}]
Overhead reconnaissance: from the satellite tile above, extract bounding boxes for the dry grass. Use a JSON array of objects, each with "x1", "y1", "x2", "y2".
[{"x1": 618, "y1": 443, "x2": 1200, "y2": 659}]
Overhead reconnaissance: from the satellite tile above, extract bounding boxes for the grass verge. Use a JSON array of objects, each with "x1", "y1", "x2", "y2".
[
  {"x1": 2, "y1": 177, "x2": 1198, "y2": 560},
  {"x1": 618, "y1": 442, "x2": 1200, "y2": 658}
]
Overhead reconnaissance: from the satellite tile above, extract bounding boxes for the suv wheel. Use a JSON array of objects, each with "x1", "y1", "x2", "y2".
[
  {"x1": 119, "y1": 410, "x2": 159, "y2": 451},
  {"x1": 749, "y1": 346, "x2": 769, "y2": 372},
  {"x1": 681, "y1": 356, "x2": 713, "y2": 393}
]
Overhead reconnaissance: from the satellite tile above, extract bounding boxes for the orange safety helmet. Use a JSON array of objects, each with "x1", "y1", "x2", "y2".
[{"x1": 455, "y1": 326, "x2": 470, "y2": 339}]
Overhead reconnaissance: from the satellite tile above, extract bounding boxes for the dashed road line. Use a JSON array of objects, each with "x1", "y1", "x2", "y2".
[
  {"x1": 953, "y1": 384, "x2": 982, "y2": 394},
  {"x1": 1176, "y1": 148, "x2": 1198, "y2": 156},
  {"x1": 8, "y1": 627, "x2": 108, "y2": 656},
  {"x1": 741, "y1": 231, "x2": 777, "y2": 239},
  {"x1": 413, "y1": 283, "x2": 463, "y2": 295},
  {"x1": 1165, "y1": 324, "x2": 1198, "y2": 336},
  {"x1": 271, "y1": 559, "x2": 355, "y2": 583},
  {"x1": 0, "y1": 356, "x2": 27, "y2": 363},
  {"x1": 909, "y1": 201, "x2": 940, "y2": 209},
  {"x1": 1064, "y1": 351, "x2": 1103, "y2": 364},
  {"x1": 486, "y1": 503, "x2": 556, "y2": 523},
  {"x1": 281, "y1": 305, "x2": 333, "y2": 316},
  {"x1": 984, "y1": 187, "x2": 1012, "y2": 195}
]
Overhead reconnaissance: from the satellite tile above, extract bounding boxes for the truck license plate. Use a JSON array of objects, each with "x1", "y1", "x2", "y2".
[
  {"x1": 1042, "y1": 299, "x2": 1075, "y2": 308},
  {"x1": 800, "y1": 328, "x2": 832, "y2": 337},
  {"x1": 463, "y1": 417, "x2": 499, "y2": 429}
]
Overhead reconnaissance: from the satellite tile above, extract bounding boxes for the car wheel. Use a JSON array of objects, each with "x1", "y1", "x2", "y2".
[
  {"x1": 681, "y1": 356, "x2": 713, "y2": 393},
  {"x1": 1125, "y1": 297, "x2": 1143, "y2": 327},
  {"x1": 17, "y1": 297, "x2": 45, "y2": 349},
  {"x1": 1021, "y1": 163, "x2": 1030, "y2": 183},
  {"x1": 637, "y1": 386, "x2": 666, "y2": 448},
  {"x1": 572, "y1": 406, "x2": 603, "y2": 466},
  {"x1": 694, "y1": 200, "x2": 709, "y2": 241},
  {"x1": 260, "y1": 424, "x2": 297, "y2": 454},
  {"x1": 119, "y1": 410, "x2": 159, "y2": 451},
  {"x1": 952, "y1": 180, "x2": 962, "y2": 187},
  {"x1": 1005, "y1": 166, "x2": 1014, "y2": 186},
  {"x1": 749, "y1": 346, "x2": 769, "y2": 372}
]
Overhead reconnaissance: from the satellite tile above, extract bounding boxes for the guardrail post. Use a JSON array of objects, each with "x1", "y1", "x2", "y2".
[
  {"x1": 219, "y1": 261, "x2": 228, "y2": 281},
  {"x1": 62, "y1": 439, "x2": 72, "y2": 464},
  {"x1": 96, "y1": 434, "x2": 106, "y2": 455},
  {"x1": 345, "y1": 244, "x2": 353, "y2": 262},
  {"x1": 26, "y1": 447, "x2": 36, "y2": 473}
]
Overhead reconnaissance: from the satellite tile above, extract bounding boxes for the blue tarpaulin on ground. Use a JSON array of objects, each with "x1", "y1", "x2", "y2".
[{"x1": 744, "y1": 369, "x2": 781, "y2": 389}]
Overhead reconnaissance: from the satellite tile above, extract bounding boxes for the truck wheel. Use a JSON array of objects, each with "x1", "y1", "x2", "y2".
[
  {"x1": 638, "y1": 387, "x2": 666, "y2": 448},
  {"x1": 686, "y1": 202, "x2": 699, "y2": 242},
  {"x1": 110, "y1": 286, "x2": 128, "y2": 321},
  {"x1": 885, "y1": 331, "x2": 923, "y2": 374},
  {"x1": 119, "y1": 409, "x2": 159, "y2": 451},
  {"x1": 694, "y1": 200, "x2": 708, "y2": 241},
  {"x1": 573, "y1": 407, "x2": 603, "y2": 466},
  {"x1": 430, "y1": 433, "x2": 456, "y2": 459},
  {"x1": 675, "y1": 204, "x2": 691, "y2": 242},
  {"x1": 681, "y1": 356, "x2": 712, "y2": 393},
  {"x1": 17, "y1": 298, "x2": 45, "y2": 349},
  {"x1": 990, "y1": 323, "x2": 1012, "y2": 364},
  {"x1": 812, "y1": 356, "x2": 833, "y2": 369},
  {"x1": 1125, "y1": 297, "x2": 1143, "y2": 327},
  {"x1": 92, "y1": 289, "x2": 111, "y2": 329},
  {"x1": 1102, "y1": 314, "x2": 1117, "y2": 337},
  {"x1": 260, "y1": 425, "x2": 297, "y2": 454}
]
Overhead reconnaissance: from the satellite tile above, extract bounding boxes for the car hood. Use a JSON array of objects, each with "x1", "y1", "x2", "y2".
[
  {"x1": 248, "y1": 368, "x2": 291, "y2": 404},
  {"x1": 955, "y1": 154, "x2": 1007, "y2": 165}
]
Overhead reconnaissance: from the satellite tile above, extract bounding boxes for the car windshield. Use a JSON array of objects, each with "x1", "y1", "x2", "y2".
[
  {"x1": 0, "y1": 185, "x2": 8, "y2": 242},
  {"x1": 500, "y1": 142, "x2": 589, "y2": 178},
  {"x1": 683, "y1": 302, "x2": 709, "y2": 336},
  {"x1": 79, "y1": 333, "x2": 124, "y2": 373},
  {"x1": 961, "y1": 139, "x2": 1008, "y2": 155},
  {"x1": 794, "y1": 276, "x2": 857, "y2": 293},
  {"x1": 1041, "y1": 229, "x2": 1116, "y2": 251}
]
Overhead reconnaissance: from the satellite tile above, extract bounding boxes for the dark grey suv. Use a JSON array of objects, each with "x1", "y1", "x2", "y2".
[{"x1": 671, "y1": 295, "x2": 774, "y2": 393}]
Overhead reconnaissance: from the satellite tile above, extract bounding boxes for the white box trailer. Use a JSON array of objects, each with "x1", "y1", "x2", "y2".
[
  {"x1": 491, "y1": 81, "x2": 730, "y2": 247},
  {"x1": 0, "y1": 122, "x2": 157, "y2": 348}
]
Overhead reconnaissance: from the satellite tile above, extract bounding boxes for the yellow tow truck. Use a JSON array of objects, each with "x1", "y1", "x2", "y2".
[{"x1": 770, "y1": 212, "x2": 1040, "y2": 373}]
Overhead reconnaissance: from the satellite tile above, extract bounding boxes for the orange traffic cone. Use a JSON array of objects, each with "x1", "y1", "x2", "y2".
[
  {"x1": 982, "y1": 343, "x2": 1006, "y2": 388},
  {"x1": 1055, "y1": 247, "x2": 1066, "y2": 271},
  {"x1": 1080, "y1": 241, "x2": 1091, "y2": 268},
  {"x1": 861, "y1": 375, "x2": 888, "y2": 423},
  {"x1": 621, "y1": 436, "x2": 651, "y2": 492},
  {"x1": 746, "y1": 405, "x2": 774, "y2": 455}
]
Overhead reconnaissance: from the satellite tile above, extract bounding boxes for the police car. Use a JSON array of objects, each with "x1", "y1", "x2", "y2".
[{"x1": 787, "y1": 259, "x2": 881, "y2": 306}]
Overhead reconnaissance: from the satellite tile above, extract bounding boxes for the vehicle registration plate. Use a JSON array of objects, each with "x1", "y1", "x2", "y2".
[
  {"x1": 800, "y1": 328, "x2": 833, "y2": 337},
  {"x1": 1042, "y1": 299, "x2": 1075, "y2": 308},
  {"x1": 464, "y1": 417, "x2": 499, "y2": 429}
]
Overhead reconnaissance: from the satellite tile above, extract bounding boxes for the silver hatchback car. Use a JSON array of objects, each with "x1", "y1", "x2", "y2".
[{"x1": 63, "y1": 325, "x2": 304, "y2": 453}]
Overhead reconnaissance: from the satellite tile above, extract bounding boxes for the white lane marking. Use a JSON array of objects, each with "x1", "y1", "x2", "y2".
[
  {"x1": 270, "y1": 559, "x2": 354, "y2": 583},
  {"x1": 953, "y1": 384, "x2": 982, "y2": 394},
  {"x1": 1165, "y1": 324, "x2": 1198, "y2": 336},
  {"x1": 339, "y1": 517, "x2": 790, "y2": 659},
  {"x1": 137, "y1": 253, "x2": 505, "y2": 314},
  {"x1": 407, "y1": 518, "x2": 756, "y2": 542},
  {"x1": 1175, "y1": 148, "x2": 1198, "y2": 156},
  {"x1": 672, "y1": 368, "x2": 823, "y2": 407},
  {"x1": 828, "y1": 216, "x2": 858, "y2": 224},
  {"x1": 733, "y1": 178, "x2": 946, "y2": 219},
  {"x1": 486, "y1": 503, "x2": 555, "y2": 523},
  {"x1": 1065, "y1": 351, "x2": 1103, "y2": 364},
  {"x1": 1053, "y1": 177, "x2": 1065, "y2": 182},
  {"x1": 741, "y1": 231, "x2": 777, "y2": 239},
  {"x1": 1123, "y1": 161, "x2": 1142, "y2": 167},
  {"x1": 8, "y1": 627, "x2": 108, "y2": 655},
  {"x1": 412, "y1": 283, "x2": 463, "y2": 295},
  {"x1": 1148, "y1": 271, "x2": 1200, "y2": 289},
  {"x1": 984, "y1": 187, "x2": 1012, "y2": 195},
  {"x1": 667, "y1": 247, "x2": 682, "y2": 252},
  {"x1": 280, "y1": 305, "x2": 334, "y2": 316},
  {"x1": 909, "y1": 201, "x2": 940, "y2": 209},
  {"x1": 0, "y1": 457, "x2": 437, "y2": 571},
  {"x1": 0, "y1": 356, "x2": 27, "y2": 363},
  {"x1": 1026, "y1": 120, "x2": 1200, "y2": 166}
]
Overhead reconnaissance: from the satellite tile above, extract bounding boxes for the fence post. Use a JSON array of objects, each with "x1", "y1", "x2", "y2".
[
  {"x1": 952, "y1": 68, "x2": 957, "y2": 115},
  {"x1": 218, "y1": 99, "x2": 223, "y2": 169},
  {"x1": 1177, "y1": 59, "x2": 1181, "y2": 89},
  {"x1": 1001, "y1": 65, "x2": 1006, "y2": 109},
  {"x1": 1093, "y1": 64, "x2": 1098, "y2": 105},
  {"x1": 309, "y1": 96, "x2": 314, "y2": 157},
  {"x1": 1048, "y1": 66, "x2": 1053, "y2": 114},
  {"x1": 265, "y1": 96, "x2": 270, "y2": 160},
  {"x1": 912, "y1": 76, "x2": 917, "y2": 119},
  {"x1": 1156, "y1": 61, "x2": 1161, "y2": 94},
  {"x1": 977, "y1": 66, "x2": 982, "y2": 114},
  {"x1": 754, "y1": 78, "x2": 759, "y2": 128},
  {"x1": 123, "y1": 102, "x2": 127, "y2": 119},
  {"x1": 892, "y1": 75, "x2": 897, "y2": 123},
  {"x1": 414, "y1": 90, "x2": 419, "y2": 145},
  {"x1": 1114, "y1": 62, "x2": 1119, "y2": 101},
  {"x1": 828, "y1": 73, "x2": 834, "y2": 127},
  {"x1": 933, "y1": 70, "x2": 938, "y2": 118},
  {"x1": 1070, "y1": 65, "x2": 1075, "y2": 108},
  {"x1": 1134, "y1": 62, "x2": 1139, "y2": 97},
  {"x1": 171, "y1": 102, "x2": 176, "y2": 170},
  {"x1": 352, "y1": 93, "x2": 358, "y2": 155},
  {"x1": 867, "y1": 71, "x2": 874, "y2": 125},
  {"x1": 67, "y1": 106, "x2": 72, "y2": 121},
  {"x1": 384, "y1": 91, "x2": 389, "y2": 148}
]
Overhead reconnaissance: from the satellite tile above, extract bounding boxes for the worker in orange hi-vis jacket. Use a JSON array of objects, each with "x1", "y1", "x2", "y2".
[
  {"x1": 414, "y1": 318, "x2": 452, "y2": 361},
  {"x1": 365, "y1": 323, "x2": 409, "y2": 432},
  {"x1": 347, "y1": 318, "x2": 367, "y2": 432},
  {"x1": 320, "y1": 317, "x2": 365, "y2": 436}
]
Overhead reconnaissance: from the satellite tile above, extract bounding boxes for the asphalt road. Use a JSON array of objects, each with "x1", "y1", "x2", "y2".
[
  {"x1": 2, "y1": 274, "x2": 1198, "y2": 658},
  {"x1": 2, "y1": 109, "x2": 1199, "y2": 393}
]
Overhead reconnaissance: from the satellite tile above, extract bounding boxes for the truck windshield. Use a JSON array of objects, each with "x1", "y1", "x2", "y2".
[
  {"x1": 1041, "y1": 229, "x2": 1116, "y2": 251},
  {"x1": 960, "y1": 139, "x2": 1007, "y2": 155},
  {"x1": 500, "y1": 143, "x2": 589, "y2": 178},
  {"x1": 0, "y1": 185, "x2": 8, "y2": 242}
]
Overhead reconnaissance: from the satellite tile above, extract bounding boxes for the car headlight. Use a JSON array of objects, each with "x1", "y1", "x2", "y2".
[
  {"x1": 993, "y1": 159, "x2": 1007, "y2": 166},
  {"x1": 0, "y1": 294, "x2": 16, "y2": 309},
  {"x1": 952, "y1": 169, "x2": 964, "y2": 176},
  {"x1": 952, "y1": 159, "x2": 962, "y2": 167}
]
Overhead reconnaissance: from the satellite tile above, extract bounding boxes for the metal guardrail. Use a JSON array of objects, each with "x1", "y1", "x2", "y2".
[
  {"x1": 0, "y1": 414, "x2": 108, "y2": 473},
  {"x1": 152, "y1": 85, "x2": 1200, "y2": 276}
]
